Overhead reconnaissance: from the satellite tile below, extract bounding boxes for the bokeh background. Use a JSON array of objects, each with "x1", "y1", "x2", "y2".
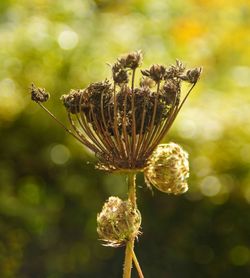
[{"x1": 1, "y1": 0, "x2": 250, "y2": 277}]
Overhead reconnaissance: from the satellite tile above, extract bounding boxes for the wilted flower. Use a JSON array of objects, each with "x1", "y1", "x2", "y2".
[
  {"x1": 144, "y1": 143, "x2": 189, "y2": 194},
  {"x1": 31, "y1": 51, "x2": 201, "y2": 172},
  {"x1": 97, "y1": 196, "x2": 141, "y2": 247}
]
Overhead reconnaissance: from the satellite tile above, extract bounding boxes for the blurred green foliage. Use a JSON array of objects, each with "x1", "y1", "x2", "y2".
[{"x1": 0, "y1": 0, "x2": 250, "y2": 277}]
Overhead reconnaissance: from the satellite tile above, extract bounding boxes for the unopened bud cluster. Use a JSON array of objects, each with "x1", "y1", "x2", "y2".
[
  {"x1": 144, "y1": 143, "x2": 189, "y2": 195},
  {"x1": 97, "y1": 196, "x2": 141, "y2": 247}
]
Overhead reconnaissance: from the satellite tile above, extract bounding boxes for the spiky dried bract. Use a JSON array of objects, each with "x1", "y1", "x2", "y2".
[
  {"x1": 97, "y1": 196, "x2": 141, "y2": 247},
  {"x1": 144, "y1": 143, "x2": 189, "y2": 194},
  {"x1": 30, "y1": 83, "x2": 50, "y2": 103}
]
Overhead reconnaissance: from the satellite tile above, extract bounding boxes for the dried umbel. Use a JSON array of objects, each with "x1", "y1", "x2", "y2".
[
  {"x1": 30, "y1": 51, "x2": 200, "y2": 171},
  {"x1": 144, "y1": 143, "x2": 189, "y2": 194},
  {"x1": 97, "y1": 196, "x2": 141, "y2": 247}
]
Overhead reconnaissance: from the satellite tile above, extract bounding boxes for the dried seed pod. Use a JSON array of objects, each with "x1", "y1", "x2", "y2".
[
  {"x1": 97, "y1": 196, "x2": 141, "y2": 247},
  {"x1": 141, "y1": 64, "x2": 166, "y2": 82},
  {"x1": 112, "y1": 62, "x2": 129, "y2": 84},
  {"x1": 185, "y1": 67, "x2": 202, "y2": 84},
  {"x1": 118, "y1": 50, "x2": 143, "y2": 69},
  {"x1": 164, "y1": 60, "x2": 186, "y2": 79},
  {"x1": 61, "y1": 89, "x2": 82, "y2": 114},
  {"x1": 144, "y1": 143, "x2": 189, "y2": 194},
  {"x1": 30, "y1": 83, "x2": 50, "y2": 103}
]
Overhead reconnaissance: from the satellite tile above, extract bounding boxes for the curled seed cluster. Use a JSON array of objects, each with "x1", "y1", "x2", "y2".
[
  {"x1": 57, "y1": 51, "x2": 201, "y2": 171},
  {"x1": 31, "y1": 51, "x2": 201, "y2": 171},
  {"x1": 144, "y1": 143, "x2": 189, "y2": 195},
  {"x1": 97, "y1": 196, "x2": 141, "y2": 247}
]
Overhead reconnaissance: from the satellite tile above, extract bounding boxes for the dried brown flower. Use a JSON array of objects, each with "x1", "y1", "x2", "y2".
[
  {"x1": 30, "y1": 83, "x2": 50, "y2": 103},
  {"x1": 31, "y1": 51, "x2": 201, "y2": 172}
]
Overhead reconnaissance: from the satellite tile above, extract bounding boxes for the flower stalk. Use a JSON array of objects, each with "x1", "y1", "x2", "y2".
[{"x1": 123, "y1": 172, "x2": 138, "y2": 278}]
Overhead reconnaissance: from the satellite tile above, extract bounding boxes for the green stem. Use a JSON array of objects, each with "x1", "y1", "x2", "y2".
[{"x1": 123, "y1": 173, "x2": 137, "y2": 278}]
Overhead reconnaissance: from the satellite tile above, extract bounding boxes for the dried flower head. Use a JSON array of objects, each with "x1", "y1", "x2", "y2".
[
  {"x1": 97, "y1": 196, "x2": 141, "y2": 247},
  {"x1": 31, "y1": 51, "x2": 201, "y2": 172},
  {"x1": 144, "y1": 143, "x2": 189, "y2": 194},
  {"x1": 30, "y1": 83, "x2": 50, "y2": 103}
]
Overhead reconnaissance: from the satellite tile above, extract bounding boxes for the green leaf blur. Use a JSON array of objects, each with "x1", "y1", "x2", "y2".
[{"x1": 0, "y1": 0, "x2": 250, "y2": 277}]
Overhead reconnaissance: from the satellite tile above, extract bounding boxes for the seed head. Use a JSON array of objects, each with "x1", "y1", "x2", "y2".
[
  {"x1": 31, "y1": 51, "x2": 201, "y2": 172},
  {"x1": 118, "y1": 50, "x2": 143, "y2": 69},
  {"x1": 180, "y1": 67, "x2": 202, "y2": 84},
  {"x1": 144, "y1": 143, "x2": 189, "y2": 194},
  {"x1": 30, "y1": 83, "x2": 50, "y2": 103},
  {"x1": 112, "y1": 62, "x2": 129, "y2": 84},
  {"x1": 61, "y1": 90, "x2": 82, "y2": 114},
  {"x1": 141, "y1": 64, "x2": 166, "y2": 82},
  {"x1": 97, "y1": 196, "x2": 141, "y2": 247},
  {"x1": 165, "y1": 60, "x2": 186, "y2": 79}
]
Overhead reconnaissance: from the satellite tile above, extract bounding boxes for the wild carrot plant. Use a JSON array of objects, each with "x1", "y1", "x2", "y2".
[{"x1": 31, "y1": 51, "x2": 201, "y2": 278}]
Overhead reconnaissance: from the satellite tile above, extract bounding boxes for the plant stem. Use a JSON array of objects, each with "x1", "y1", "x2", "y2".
[
  {"x1": 123, "y1": 173, "x2": 137, "y2": 278},
  {"x1": 131, "y1": 248, "x2": 144, "y2": 278},
  {"x1": 123, "y1": 240, "x2": 135, "y2": 278},
  {"x1": 128, "y1": 173, "x2": 137, "y2": 209}
]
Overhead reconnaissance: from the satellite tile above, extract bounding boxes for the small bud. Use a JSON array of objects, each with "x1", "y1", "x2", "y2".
[
  {"x1": 61, "y1": 90, "x2": 82, "y2": 114},
  {"x1": 30, "y1": 83, "x2": 50, "y2": 103},
  {"x1": 144, "y1": 143, "x2": 189, "y2": 194},
  {"x1": 97, "y1": 196, "x2": 141, "y2": 247}
]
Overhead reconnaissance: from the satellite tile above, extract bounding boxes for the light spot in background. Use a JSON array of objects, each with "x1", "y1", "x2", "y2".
[
  {"x1": 27, "y1": 16, "x2": 50, "y2": 48},
  {"x1": 199, "y1": 175, "x2": 221, "y2": 197},
  {"x1": 58, "y1": 29, "x2": 79, "y2": 50},
  {"x1": 177, "y1": 107, "x2": 223, "y2": 141},
  {"x1": 0, "y1": 78, "x2": 25, "y2": 121},
  {"x1": 111, "y1": 17, "x2": 139, "y2": 44},
  {"x1": 229, "y1": 245, "x2": 250, "y2": 266},
  {"x1": 192, "y1": 156, "x2": 212, "y2": 177},
  {"x1": 50, "y1": 144, "x2": 71, "y2": 165},
  {"x1": 231, "y1": 66, "x2": 250, "y2": 88},
  {"x1": 0, "y1": 78, "x2": 15, "y2": 97},
  {"x1": 178, "y1": 118, "x2": 197, "y2": 139}
]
